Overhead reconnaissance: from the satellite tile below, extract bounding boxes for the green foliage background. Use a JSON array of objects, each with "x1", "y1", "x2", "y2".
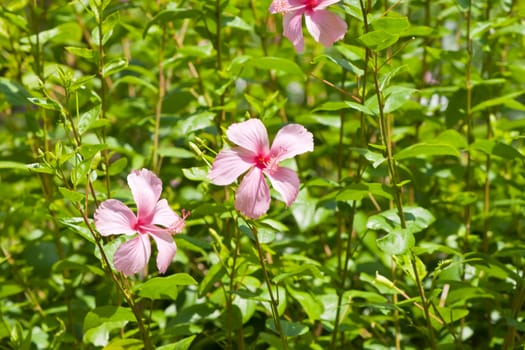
[{"x1": 1, "y1": 0, "x2": 525, "y2": 349}]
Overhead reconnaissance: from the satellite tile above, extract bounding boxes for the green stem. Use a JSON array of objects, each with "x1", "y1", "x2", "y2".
[
  {"x1": 480, "y1": 1, "x2": 494, "y2": 253},
  {"x1": 225, "y1": 222, "x2": 245, "y2": 350},
  {"x1": 78, "y1": 204, "x2": 153, "y2": 349},
  {"x1": 215, "y1": 0, "x2": 227, "y2": 139},
  {"x1": 152, "y1": 25, "x2": 166, "y2": 173},
  {"x1": 95, "y1": 0, "x2": 111, "y2": 198},
  {"x1": 369, "y1": 27, "x2": 437, "y2": 350},
  {"x1": 463, "y1": 0, "x2": 474, "y2": 251},
  {"x1": 251, "y1": 225, "x2": 288, "y2": 350}
]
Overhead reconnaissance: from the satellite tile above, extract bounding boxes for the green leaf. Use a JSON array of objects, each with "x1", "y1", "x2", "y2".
[
  {"x1": 26, "y1": 162, "x2": 55, "y2": 174},
  {"x1": 431, "y1": 129, "x2": 468, "y2": 149},
  {"x1": 242, "y1": 56, "x2": 305, "y2": 79},
  {"x1": 102, "y1": 57, "x2": 128, "y2": 77},
  {"x1": 432, "y1": 306, "x2": 469, "y2": 324},
  {"x1": 471, "y1": 91, "x2": 525, "y2": 112},
  {"x1": 104, "y1": 339, "x2": 143, "y2": 350},
  {"x1": 394, "y1": 254, "x2": 427, "y2": 282},
  {"x1": 108, "y1": 157, "x2": 128, "y2": 176},
  {"x1": 83, "y1": 306, "x2": 135, "y2": 347},
  {"x1": 266, "y1": 319, "x2": 308, "y2": 337},
  {"x1": 313, "y1": 101, "x2": 349, "y2": 112},
  {"x1": 367, "y1": 207, "x2": 435, "y2": 235},
  {"x1": 232, "y1": 296, "x2": 257, "y2": 324},
  {"x1": 311, "y1": 54, "x2": 364, "y2": 76},
  {"x1": 456, "y1": 0, "x2": 469, "y2": 9},
  {"x1": 157, "y1": 146, "x2": 195, "y2": 159},
  {"x1": 371, "y1": 16, "x2": 410, "y2": 33},
  {"x1": 59, "y1": 217, "x2": 96, "y2": 244},
  {"x1": 359, "y1": 30, "x2": 399, "y2": 51},
  {"x1": 157, "y1": 336, "x2": 197, "y2": 350},
  {"x1": 22, "y1": 22, "x2": 81, "y2": 46},
  {"x1": 78, "y1": 106, "x2": 102, "y2": 134},
  {"x1": 0, "y1": 161, "x2": 30, "y2": 171},
  {"x1": 383, "y1": 86, "x2": 417, "y2": 113},
  {"x1": 376, "y1": 229, "x2": 415, "y2": 255},
  {"x1": 395, "y1": 143, "x2": 460, "y2": 160},
  {"x1": 256, "y1": 228, "x2": 276, "y2": 244},
  {"x1": 52, "y1": 259, "x2": 104, "y2": 276},
  {"x1": 143, "y1": 9, "x2": 201, "y2": 38},
  {"x1": 337, "y1": 183, "x2": 394, "y2": 201},
  {"x1": 0, "y1": 78, "x2": 31, "y2": 106},
  {"x1": 0, "y1": 284, "x2": 24, "y2": 299},
  {"x1": 92, "y1": 11, "x2": 119, "y2": 47},
  {"x1": 313, "y1": 101, "x2": 373, "y2": 115},
  {"x1": 199, "y1": 262, "x2": 226, "y2": 295},
  {"x1": 273, "y1": 264, "x2": 322, "y2": 284},
  {"x1": 65, "y1": 46, "x2": 94, "y2": 59},
  {"x1": 27, "y1": 97, "x2": 61, "y2": 111},
  {"x1": 471, "y1": 139, "x2": 523, "y2": 160},
  {"x1": 58, "y1": 187, "x2": 85, "y2": 202},
  {"x1": 113, "y1": 75, "x2": 158, "y2": 94},
  {"x1": 225, "y1": 16, "x2": 253, "y2": 32},
  {"x1": 286, "y1": 286, "x2": 323, "y2": 321},
  {"x1": 178, "y1": 111, "x2": 215, "y2": 134},
  {"x1": 182, "y1": 167, "x2": 209, "y2": 182},
  {"x1": 136, "y1": 273, "x2": 197, "y2": 300},
  {"x1": 78, "y1": 144, "x2": 107, "y2": 159}
]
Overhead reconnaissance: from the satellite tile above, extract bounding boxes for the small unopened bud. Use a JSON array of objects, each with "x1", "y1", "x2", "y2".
[{"x1": 375, "y1": 272, "x2": 395, "y2": 288}]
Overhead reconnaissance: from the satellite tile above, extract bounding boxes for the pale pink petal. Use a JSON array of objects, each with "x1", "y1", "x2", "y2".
[
  {"x1": 236, "y1": 168, "x2": 271, "y2": 219},
  {"x1": 150, "y1": 231, "x2": 177, "y2": 274},
  {"x1": 151, "y1": 199, "x2": 180, "y2": 227},
  {"x1": 270, "y1": 124, "x2": 314, "y2": 161},
  {"x1": 283, "y1": 11, "x2": 305, "y2": 52},
  {"x1": 288, "y1": 0, "x2": 308, "y2": 6},
  {"x1": 270, "y1": 0, "x2": 291, "y2": 13},
  {"x1": 113, "y1": 234, "x2": 151, "y2": 276},
  {"x1": 266, "y1": 166, "x2": 300, "y2": 206},
  {"x1": 94, "y1": 199, "x2": 137, "y2": 236},
  {"x1": 314, "y1": 0, "x2": 341, "y2": 10},
  {"x1": 127, "y1": 169, "x2": 162, "y2": 223},
  {"x1": 226, "y1": 119, "x2": 270, "y2": 154},
  {"x1": 209, "y1": 148, "x2": 254, "y2": 185},
  {"x1": 305, "y1": 9, "x2": 347, "y2": 47}
]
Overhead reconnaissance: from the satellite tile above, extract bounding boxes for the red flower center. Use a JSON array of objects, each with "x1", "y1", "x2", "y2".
[
  {"x1": 305, "y1": 0, "x2": 318, "y2": 10},
  {"x1": 254, "y1": 154, "x2": 271, "y2": 169}
]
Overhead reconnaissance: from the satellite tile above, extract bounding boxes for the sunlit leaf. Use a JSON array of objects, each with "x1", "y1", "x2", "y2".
[
  {"x1": 359, "y1": 30, "x2": 399, "y2": 50},
  {"x1": 83, "y1": 306, "x2": 135, "y2": 347},
  {"x1": 395, "y1": 143, "x2": 460, "y2": 160},
  {"x1": 136, "y1": 273, "x2": 197, "y2": 300}
]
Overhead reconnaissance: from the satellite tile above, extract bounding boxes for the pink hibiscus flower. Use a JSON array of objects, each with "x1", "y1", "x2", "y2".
[
  {"x1": 94, "y1": 169, "x2": 187, "y2": 276},
  {"x1": 269, "y1": 0, "x2": 347, "y2": 52},
  {"x1": 209, "y1": 119, "x2": 314, "y2": 219}
]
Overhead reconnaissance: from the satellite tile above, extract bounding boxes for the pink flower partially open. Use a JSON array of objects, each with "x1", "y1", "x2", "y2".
[
  {"x1": 209, "y1": 119, "x2": 314, "y2": 219},
  {"x1": 269, "y1": 0, "x2": 347, "y2": 52},
  {"x1": 94, "y1": 169, "x2": 187, "y2": 276}
]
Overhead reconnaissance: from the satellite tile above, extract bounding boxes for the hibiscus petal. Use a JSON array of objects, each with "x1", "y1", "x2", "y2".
[
  {"x1": 151, "y1": 199, "x2": 180, "y2": 228},
  {"x1": 314, "y1": 0, "x2": 341, "y2": 10},
  {"x1": 226, "y1": 119, "x2": 270, "y2": 154},
  {"x1": 94, "y1": 199, "x2": 137, "y2": 236},
  {"x1": 305, "y1": 9, "x2": 347, "y2": 48},
  {"x1": 270, "y1": 123, "x2": 314, "y2": 161},
  {"x1": 267, "y1": 166, "x2": 300, "y2": 206},
  {"x1": 127, "y1": 169, "x2": 163, "y2": 223},
  {"x1": 150, "y1": 231, "x2": 177, "y2": 274},
  {"x1": 270, "y1": 0, "x2": 289, "y2": 13},
  {"x1": 236, "y1": 168, "x2": 271, "y2": 219},
  {"x1": 114, "y1": 234, "x2": 151, "y2": 276},
  {"x1": 209, "y1": 148, "x2": 254, "y2": 185},
  {"x1": 283, "y1": 11, "x2": 305, "y2": 52}
]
